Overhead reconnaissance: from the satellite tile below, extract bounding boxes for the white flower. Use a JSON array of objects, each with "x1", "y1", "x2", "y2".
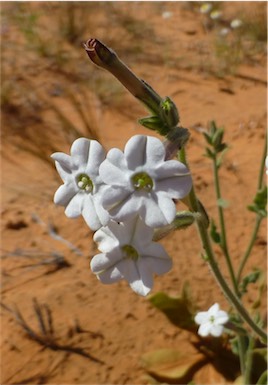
[
  {"x1": 98, "y1": 135, "x2": 192, "y2": 228},
  {"x1": 219, "y1": 27, "x2": 230, "y2": 37},
  {"x1": 230, "y1": 19, "x2": 243, "y2": 29},
  {"x1": 200, "y1": 3, "x2": 212, "y2": 14},
  {"x1": 266, "y1": 156, "x2": 268, "y2": 175},
  {"x1": 51, "y1": 138, "x2": 109, "y2": 231},
  {"x1": 162, "y1": 11, "x2": 173, "y2": 19},
  {"x1": 210, "y1": 10, "x2": 222, "y2": 20},
  {"x1": 90, "y1": 216, "x2": 172, "y2": 296},
  {"x1": 194, "y1": 303, "x2": 229, "y2": 337}
]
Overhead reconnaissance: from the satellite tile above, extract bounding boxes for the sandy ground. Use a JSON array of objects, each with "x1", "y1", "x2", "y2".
[{"x1": 1, "y1": 2, "x2": 267, "y2": 384}]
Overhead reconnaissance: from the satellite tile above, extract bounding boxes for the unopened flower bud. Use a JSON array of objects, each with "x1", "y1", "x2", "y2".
[
  {"x1": 164, "y1": 126, "x2": 190, "y2": 159},
  {"x1": 159, "y1": 97, "x2": 180, "y2": 128},
  {"x1": 153, "y1": 211, "x2": 195, "y2": 241},
  {"x1": 84, "y1": 38, "x2": 162, "y2": 114}
]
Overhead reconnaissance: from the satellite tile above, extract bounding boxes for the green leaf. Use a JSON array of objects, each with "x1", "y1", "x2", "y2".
[
  {"x1": 138, "y1": 115, "x2": 165, "y2": 131},
  {"x1": 153, "y1": 211, "x2": 195, "y2": 241},
  {"x1": 209, "y1": 120, "x2": 217, "y2": 137},
  {"x1": 212, "y1": 128, "x2": 224, "y2": 147},
  {"x1": 148, "y1": 286, "x2": 196, "y2": 331},
  {"x1": 141, "y1": 348, "x2": 206, "y2": 383},
  {"x1": 248, "y1": 186, "x2": 267, "y2": 217},
  {"x1": 216, "y1": 147, "x2": 229, "y2": 168},
  {"x1": 205, "y1": 147, "x2": 215, "y2": 159},
  {"x1": 215, "y1": 142, "x2": 228, "y2": 154},
  {"x1": 252, "y1": 348, "x2": 267, "y2": 383},
  {"x1": 210, "y1": 219, "x2": 221, "y2": 244},
  {"x1": 256, "y1": 370, "x2": 268, "y2": 385},
  {"x1": 203, "y1": 131, "x2": 213, "y2": 145},
  {"x1": 239, "y1": 269, "x2": 261, "y2": 294}
]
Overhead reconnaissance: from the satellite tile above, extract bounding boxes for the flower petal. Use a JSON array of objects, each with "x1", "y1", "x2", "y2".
[
  {"x1": 51, "y1": 152, "x2": 73, "y2": 170},
  {"x1": 65, "y1": 192, "x2": 84, "y2": 217},
  {"x1": 194, "y1": 312, "x2": 209, "y2": 325},
  {"x1": 85, "y1": 140, "x2": 106, "y2": 176},
  {"x1": 131, "y1": 218, "x2": 154, "y2": 248},
  {"x1": 90, "y1": 250, "x2": 123, "y2": 274},
  {"x1": 101, "y1": 186, "x2": 132, "y2": 210},
  {"x1": 54, "y1": 184, "x2": 77, "y2": 206},
  {"x1": 210, "y1": 324, "x2": 224, "y2": 337},
  {"x1": 119, "y1": 258, "x2": 152, "y2": 296},
  {"x1": 154, "y1": 191, "x2": 177, "y2": 223},
  {"x1": 70, "y1": 138, "x2": 91, "y2": 169},
  {"x1": 156, "y1": 174, "x2": 192, "y2": 199},
  {"x1": 142, "y1": 242, "x2": 170, "y2": 261},
  {"x1": 140, "y1": 255, "x2": 172, "y2": 276},
  {"x1": 99, "y1": 148, "x2": 129, "y2": 186},
  {"x1": 208, "y1": 303, "x2": 220, "y2": 316},
  {"x1": 215, "y1": 311, "x2": 229, "y2": 325},
  {"x1": 93, "y1": 225, "x2": 120, "y2": 252},
  {"x1": 198, "y1": 322, "x2": 211, "y2": 337},
  {"x1": 81, "y1": 195, "x2": 103, "y2": 230},
  {"x1": 96, "y1": 263, "x2": 123, "y2": 284},
  {"x1": 140, "y1": 196, "x2": 169, "y2": 227},
  {"x1": 125, "y1": 135, "x2": 165, "y2": 170},
  {"x1": 154, "y1": 160, "x2": 190, "y2": 179},
  {"x1": 92, "y1": 193, "x2": 110, "y2": 227},
  {"x1": 107, "y1": 194, "x2": 142, "y2": 223}
]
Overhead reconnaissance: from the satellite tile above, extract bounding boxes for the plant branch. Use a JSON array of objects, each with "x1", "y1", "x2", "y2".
[
  {"x1": 212, "y1": 154, "x2": 238, "y2": 293},
  {"x1": 181, "y1": 148, "x2": 267, "y2": 343}
]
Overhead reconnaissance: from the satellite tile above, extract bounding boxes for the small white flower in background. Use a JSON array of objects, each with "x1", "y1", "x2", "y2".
[
  {"x1": 98, "y1": 135, "x2": 192, "y2": 228},
  {"x1": 90, "y1": 216, "x2": 172, "y2": 296},
  {"x1": 265, "y1": 156, "x2": 268, "y2": 175},
  {"x1": 195, "y1": 303, "x2": 229, "y2": 337},
  {"x1": 230, "y1": 19, "x2": 243, "y2": 29},
  {"x1": 219, "y1": 27, "x2": 230, "y2": 37},
  {"x1": 200, "y1": 3, "x2": 212, "y2": 14},
  {"x1": 162, "y1": 11, "x2": 173, "y2": 19},
  {"x1": 51, "y1": 138, "x2": 109, "y2": 231},
  {"x1": 210, "y1": 10, "x2": 222, "y2": 20}
]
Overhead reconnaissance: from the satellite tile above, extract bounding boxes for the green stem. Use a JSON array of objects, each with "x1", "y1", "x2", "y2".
[
  {"x1": 237, "y1": 135, "x2": 266, "y2": 284},
  {"x1": 212, "y1": 155, "x2": 238, "y2": 293},
  {"x1": 179, "y1": 147, "x2": 267, "y2": 342},
  {"x1": 237, "y1": 336, "x2": 247, "y2": 381},
  {"x1": 190, "y1": 187, "x2": 267, "y2": 342},
  {"x1": 257, "y1": 134, "x2": 267, "y2": 190},
  {"x1": 244, "y1": 336, "x2": 254, "y2": 385},
  {"x1": 237, "y1": 215, "x2": 262, "y2": 284}
]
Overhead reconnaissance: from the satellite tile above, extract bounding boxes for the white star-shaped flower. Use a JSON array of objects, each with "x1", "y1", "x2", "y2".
[
  {"x1": 51, "y1": 138, "x2": 109, "y2": 231},
  {"x1": 90, "y1": 216, "x2": 172, "y2": 296},
  {"x1": 194, "y1": 303, "x2": 229, "y2": 337},
  {"x1": 98, "y1": 135, "x2": 192, "y2": 228}
]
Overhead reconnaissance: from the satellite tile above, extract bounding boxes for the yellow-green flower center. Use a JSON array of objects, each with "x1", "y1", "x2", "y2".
[
  {"x1": 209, "y1": 315, "x2": 215, "y2": 323},
  {"x1": 121, "y1": 244, "x2": 139, "y2": 261},
  {"x1": 76, "y1": 173, "x2": 93, "y2": 193},
  {"x1": 131, "y1": 172, "x2": 153, "y2": 192}
]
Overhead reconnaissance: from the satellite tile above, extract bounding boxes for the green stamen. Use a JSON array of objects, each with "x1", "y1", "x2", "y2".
[
  {"x1": 209, "y1": 316, "x2": 215, "y2": 323},
  {"x1": 121, "y1": 244, "x2": 139, "y2": 261},
  {"x1": 131, "y1": 172, "x2": 153, "y2": 192},
  {"x1": 76, "y1": 173, "x2": 93, "y2": 193}
]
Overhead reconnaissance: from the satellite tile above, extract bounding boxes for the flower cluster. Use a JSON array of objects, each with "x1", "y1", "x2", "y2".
[{"x1": 52, "y1": 135, "x2": 192, "y2": 295}]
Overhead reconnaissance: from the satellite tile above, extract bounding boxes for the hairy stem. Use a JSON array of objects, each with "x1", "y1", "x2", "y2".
[
  {"x1": 180, "y1": 149, "x2": 267, "y2": 343},
  {"x1": 212, "y1": 155, "x2": 238, "y2": 293}
]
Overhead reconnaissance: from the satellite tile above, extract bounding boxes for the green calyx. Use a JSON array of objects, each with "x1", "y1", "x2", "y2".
[
  {"x1": 121, "y1": 244, "x2": 139, "y2": 261},
  {"x1": 76, "y1": 173, "x2": 94, "y2": 193},
  {"x1": 131, "y1": 172, "x2": 154, "y2": 192},
  {"x1": 159, "y1": 97, "x2": 180, "y2": 128}
]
